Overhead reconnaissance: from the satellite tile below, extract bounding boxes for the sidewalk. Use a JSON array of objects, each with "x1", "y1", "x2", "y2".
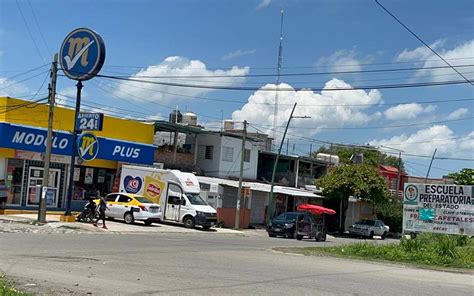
[{"x1": 0, "y1": 214, "x2": 246, "y2": 235}]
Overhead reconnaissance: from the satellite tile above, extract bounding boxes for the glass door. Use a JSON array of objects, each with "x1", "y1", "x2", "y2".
[{"x1": 26, "y1": 167, "x2": 60, "y2": 207}]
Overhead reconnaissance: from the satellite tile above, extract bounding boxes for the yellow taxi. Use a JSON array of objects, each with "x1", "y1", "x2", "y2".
[{"x1": 95, "y1": 193, "x2": 162, "y2": 225}]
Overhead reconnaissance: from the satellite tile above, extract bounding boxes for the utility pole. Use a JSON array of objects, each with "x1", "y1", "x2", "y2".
[
  {"x1": 309, "y1": 144, "x2": 312, "y2": 157},
  {"x1": 267, "y1": 103, "x2": 310, "y2": 224},
  {"x1": 234, "y1": 120, "x2": 247, "y2": 229},
  {"x1": 272, "y1": 9, "x2": 284, "y2": 140},
  {"x1": 286, "y1": 138, "x2": 289, "y2": 155},
  {"x1": 38, "y1": 53, "x2": 58, "y2": 223},
  {"x1": 425, "y1": 148, "x2": 437, "y2": 183}
]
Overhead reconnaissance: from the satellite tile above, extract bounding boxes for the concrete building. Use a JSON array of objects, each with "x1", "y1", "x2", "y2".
[{"x1": 197, "y1": 176, "x2": 323, "y2": 228}]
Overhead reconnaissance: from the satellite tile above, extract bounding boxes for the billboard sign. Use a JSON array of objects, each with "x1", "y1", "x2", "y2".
[
  {"x1": 403, "y1": 183, "x2": 473, "y2": 235},
  {"x1": 60, "y1": 28, "x2": 106, "y2": 81},
  {"x1": 77, "y1": 112, "x2": 104, "y2": 131}
]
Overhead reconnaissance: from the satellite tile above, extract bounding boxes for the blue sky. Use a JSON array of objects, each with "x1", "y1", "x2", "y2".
[{"x1": 1, "y1": 0, "x2": 473, "y2": 178}]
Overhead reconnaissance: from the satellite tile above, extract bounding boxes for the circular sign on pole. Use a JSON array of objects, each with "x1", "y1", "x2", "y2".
[
  {"x1": 60, "y1": 28, "x2": 106, "y2": 81},
  {"x1": 77, "y1": 132, "x2": 99, "y2": 161}
]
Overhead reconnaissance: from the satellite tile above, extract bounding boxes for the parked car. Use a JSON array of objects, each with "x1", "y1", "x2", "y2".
[
  {"x1": 95, "y1": 193, "x2": 162, "y2": 225},
  {"x1": 349, "y1": 219, "x2": 389, "y2": 239},
  {"x1": 267, "y1": 212, "x2": 302, "y2": 238}
]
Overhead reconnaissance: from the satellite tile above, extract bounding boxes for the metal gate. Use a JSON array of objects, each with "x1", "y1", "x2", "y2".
[{"x1": 250, "y1": 191, "x2": 266, "y2": 224}]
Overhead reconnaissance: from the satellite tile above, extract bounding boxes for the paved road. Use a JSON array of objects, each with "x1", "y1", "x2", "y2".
[{"x1": 0, "y1": 232, "x2": 472, "y2": 295}]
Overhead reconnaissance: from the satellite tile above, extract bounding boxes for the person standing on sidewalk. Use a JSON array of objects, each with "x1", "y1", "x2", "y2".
[
  {"x1": 94, "y1": 194, "x2": 108, "y2": 229},
  {"x1": 0, "y1": 179, "x2": 8, "y2": 209}
]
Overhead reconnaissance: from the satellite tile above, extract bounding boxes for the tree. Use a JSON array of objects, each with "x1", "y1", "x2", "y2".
[
  {"x1": 313, "y1": 146, "x2": 405, "y2": 171},
  {"x1": 382, "y1": 155, "x2": 405, "y2": 172},
  {"x1": 316, "y1": 164, "x2": 390, "y2": 233},
  {"x1": 447, "y1": 168, "x2": 474, "y2": 185}
]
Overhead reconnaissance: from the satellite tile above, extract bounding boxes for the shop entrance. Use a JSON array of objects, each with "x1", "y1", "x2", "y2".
[{"x1": 26, "y1": 167, "x2": 61, "y2": 207}]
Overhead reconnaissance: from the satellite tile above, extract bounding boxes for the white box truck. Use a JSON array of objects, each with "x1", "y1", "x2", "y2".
[{"x1": 118, "y1": 165, "x2": 217, "y2": 229}]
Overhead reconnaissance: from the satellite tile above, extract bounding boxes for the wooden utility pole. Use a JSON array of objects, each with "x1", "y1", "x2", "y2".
[
  {"x1": 234, "y1": 120, "x2": 247, "y2": 229},
  {"x1": 38, "y1": 53, "x2": 58, "y2": 223}
]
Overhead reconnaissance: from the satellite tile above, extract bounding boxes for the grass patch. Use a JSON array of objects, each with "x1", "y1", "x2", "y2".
[
  {"x1": 0, "y1": 275, "x2": 32, "y2": 296},
  {"x1": 280, "y1": 233, "x2": 474, "y2": 269}
]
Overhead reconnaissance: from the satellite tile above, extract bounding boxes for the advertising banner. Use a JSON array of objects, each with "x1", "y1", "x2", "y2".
[
  {"x1": 0, "y1": 122, "x2": 154, "y2": 165},
  {"x1": 403, "y1": 183, "x2": 473, "y2": 235}
]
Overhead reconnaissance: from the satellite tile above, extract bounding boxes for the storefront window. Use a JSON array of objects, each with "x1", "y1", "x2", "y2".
[
  {"x1": 73, "y1": 166, "x2": 115, "y2": 200},
  {"x1": 6, "y1": 159, "x2": 23, "y2": 205}
]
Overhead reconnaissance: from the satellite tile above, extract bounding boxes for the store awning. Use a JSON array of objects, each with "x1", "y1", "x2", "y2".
[{"x1": 197, "y1": 176, "x2": 324, "y2": 199}]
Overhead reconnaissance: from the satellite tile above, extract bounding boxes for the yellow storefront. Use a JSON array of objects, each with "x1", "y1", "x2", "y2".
[{"x1": 0, "y1": 96, "x2": 155, "y2": 211}]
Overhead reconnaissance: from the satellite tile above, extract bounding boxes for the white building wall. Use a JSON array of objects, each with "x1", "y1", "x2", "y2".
[
  {"x1": 217, "y1": 136, "x2": 258, "y2": 180},
  {"x1": 194, "y1": 134, "x2": 222, "y2": 176},
  {"x1": 191, "y1": 134, "x2": 258, "y2": 180}
]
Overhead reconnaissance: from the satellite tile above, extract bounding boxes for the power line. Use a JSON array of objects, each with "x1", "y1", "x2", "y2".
[
  {"x1": 86, "y1": 64, "x2": 474, "y2": 79},
  {"x1": 385, "y1": 151, "x2": 474, "y2": 162},
  {"x1": 375, "y1": 0, "x2": 473, "y2": 85},
  {"x1": 57, "y1": 93, "x2": 164, "y2": 120},
  {"x1": 0, "y1": 97, "x2": 48, "y2": 115},
  {"x1": 95, "y1": 79, "x2": 224, "y2": 121},
  {"x1": 250, "y1": 116, "x2": 473, "y2": 130},
  {"x1": 95, "y1": 68, "x2": 474, "y2": 86},
  {"x1": 27, "y1": 0, "x2": 51, "y2": 56},
  {"x1": 0, "y1": 69, "x2": 50, "y2": 93},
  {"x1": 375, "y1": 135, "x2": 471, "y2": 146},
  {"x1": 101, "y1": 56, "x2": 474, "y2": 72},
  {"x1": 405, "y1": 160, "x2": 457, "y2": 173},
  {"x1": 87, "y1": 78, "x2": 474, "y2": 107},
  {"x1": 248, "y1": 122, "x2": 474, "y2": 161},
  {"x1": 15, "y1": 0, "x2": 45, "y2": 62},
  {"x1": 1, "y1": 63, "x2": 49, "y2": 81},
  {"x1": 93, "y1": 74, "x2": 471, "y2": 92}
]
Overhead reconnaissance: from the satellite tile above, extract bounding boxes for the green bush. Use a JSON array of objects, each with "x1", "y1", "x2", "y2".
[{"x1": 304, "y1": 233, "x2": 474, "y2": 268}]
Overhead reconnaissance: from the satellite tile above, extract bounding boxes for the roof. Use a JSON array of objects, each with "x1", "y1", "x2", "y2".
[
  {"x1": 197, "y1": 176, "x2": 324, "y2": 199},
  {"x1": 379, "y1": 165, "x2": 407, "y2": 175},
  {"x1": 154, "y1": 121, "x2": 260, "y2": 142}
]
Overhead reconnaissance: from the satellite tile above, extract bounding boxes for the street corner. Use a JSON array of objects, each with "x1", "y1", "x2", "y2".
[
  {"x1": 78, "y1": 219, "x2": 246, "y2": 235},
  {"x1": 0, "y1": 214, "x2": 103, "y2": 234}
]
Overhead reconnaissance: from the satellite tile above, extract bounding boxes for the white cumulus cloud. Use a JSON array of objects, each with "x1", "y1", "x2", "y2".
[
  {"x1": 222, "y1": 49, "x2": 256, "y2": 61},
  {"x1": 384, "y1": 103, "x2": 437, "y2": 120},
  {"x1": 114, "y1": 56, "x2": 249, "y2": 104},
  {"x1": 0, "y1": 77, "x2": 28, "y2": 97},
  {"x1": 232, "y1": 78, "x2": 382, "y2": 139},
  {"x1": 447, "y1": 108, "x2": 469, "y2": 120},
  {"x1": 256, "y1": 0, "x2": 272, "y2": 10},
  {"x1": 316, "y1": 49, "x2": 373, "y2": 72},
  {"x1": 395, "y1": 39, "x2": 474, "y2": 82},
  {"x1": 369, "y1": 125, "x2": 474, "y2": 158}
]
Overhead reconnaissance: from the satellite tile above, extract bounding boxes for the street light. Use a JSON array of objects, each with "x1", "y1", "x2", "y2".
[{"x1": 267, "y1": 102, "x2": 310, "y2": 224}]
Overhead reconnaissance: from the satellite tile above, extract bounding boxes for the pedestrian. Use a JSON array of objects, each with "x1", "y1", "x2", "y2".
[
  {"x1": 93, "y1": 194, "x2": 108, "y2": 229},
  {"x1": 0, "y1": 179, "x2": 7, "y2": 209}
]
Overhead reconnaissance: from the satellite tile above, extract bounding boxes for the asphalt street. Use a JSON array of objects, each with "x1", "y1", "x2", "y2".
[{"x1": 0, "y1": 232, "x2": 472, "y2": 296}]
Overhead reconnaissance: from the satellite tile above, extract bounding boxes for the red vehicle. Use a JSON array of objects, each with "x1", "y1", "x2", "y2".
[{"x1": 295, "y1": 204, "x2": 336, "y2": 242}]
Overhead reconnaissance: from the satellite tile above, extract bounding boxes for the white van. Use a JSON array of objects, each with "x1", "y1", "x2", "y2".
[{"x1": 118, "y1": 165, "x2": 217, "y2": 229}]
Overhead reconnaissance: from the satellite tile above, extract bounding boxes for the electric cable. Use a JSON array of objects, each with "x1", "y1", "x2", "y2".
[{"x1": 375, "y1": 0, "x2": 473, "y2": 85}]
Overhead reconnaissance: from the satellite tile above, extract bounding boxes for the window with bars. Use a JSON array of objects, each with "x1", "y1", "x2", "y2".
[
  {"x1": 244, "y1": 149, "x2": 251, "y2": 162},
  {"x1": 205, "y1": 146, "x2": 213, "y2": 160},
  {"x1": 222, "y1": 146, "x2": 234, "y2": 162}
]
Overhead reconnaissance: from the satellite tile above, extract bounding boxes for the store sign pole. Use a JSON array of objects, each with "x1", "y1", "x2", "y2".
[{"x1": 59, "y1": 28, "x2": 105, "y2": 218}]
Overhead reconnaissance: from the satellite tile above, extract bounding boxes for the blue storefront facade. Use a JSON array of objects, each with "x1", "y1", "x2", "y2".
[{"x1": 0, "y1": 96, "x2": 156, "y2": 211}]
